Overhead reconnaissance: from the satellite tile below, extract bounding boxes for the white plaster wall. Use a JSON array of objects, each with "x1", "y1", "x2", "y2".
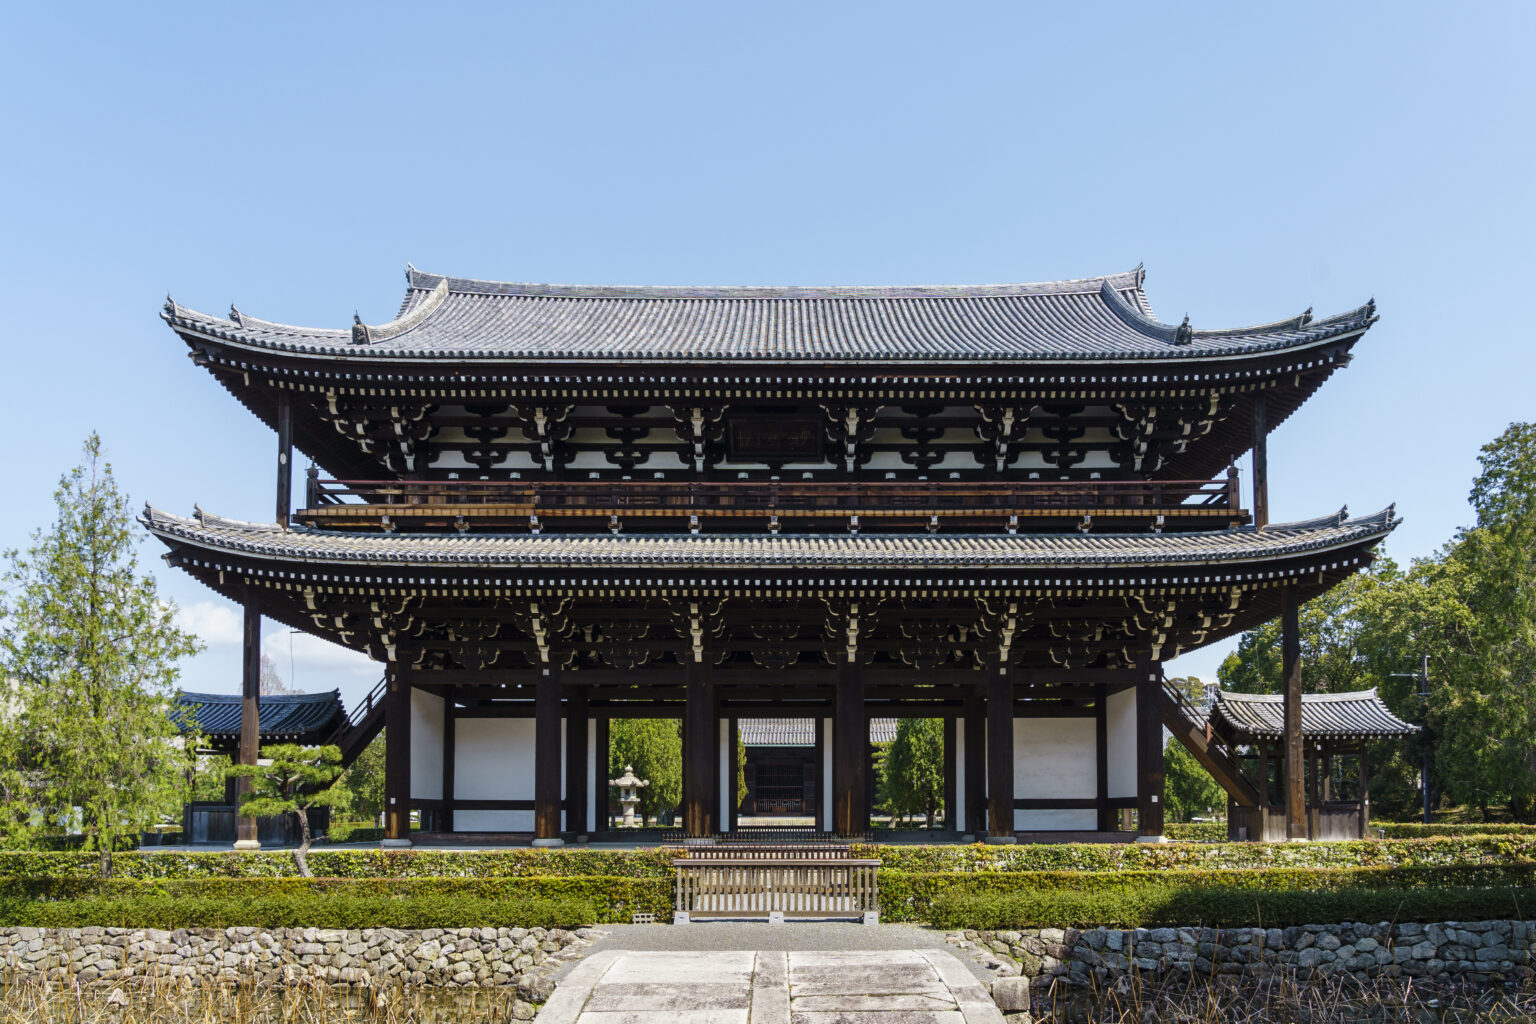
[
  {"x1": 586, "y1": 719, "x2": 597, "y2": 834},
  {"x1": 1107, "y1": 688, "x2": 1138, "y2": 799},
  {"x1": 1013, "y1": 717, "x2": 1096, "y2": 799},
  {"x1": 719, "y1": 720, "x2": 731, "y2": 827},
  {"x1": 954, "y1": 719, "x2": 967, "y2": 831},
  {"x1": 409, "y1": 690, "x2": 444, "y2": 802},
  {"x1": 454, "y1": 718, "x2": 566, "y2": 832},
  {"x1": 456, "y1": 810, "x2": 534, "y2": 831},
  {"x1": 821, "y1": 719, "x2": 832, "y2": 832},
  {"x1": 1015, "y1": 808, "x2": 1097, "y2": 831}
]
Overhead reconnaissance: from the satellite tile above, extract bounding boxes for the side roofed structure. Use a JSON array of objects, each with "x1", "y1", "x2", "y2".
[{"x1": 148, "y1": 265, "x2": 1398, "y2": 847}]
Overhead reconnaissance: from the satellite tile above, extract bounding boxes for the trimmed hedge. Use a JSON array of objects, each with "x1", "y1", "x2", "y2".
[
  {"x1": 1163, "y1": 822, "x2": 1227, "y2": 842},
  {"x1": 883, "y1": 864, "x2": 1536, "y2": 927},
  {"x1": 1375, "y1": 822, "x2": 1536, "y2": 839},
  {"x1": 0, "y1": 876, "x2": 669, "y2": 928},
  {"x1": 4, "y1": 836, "x2": 1534, "y2": 879}
]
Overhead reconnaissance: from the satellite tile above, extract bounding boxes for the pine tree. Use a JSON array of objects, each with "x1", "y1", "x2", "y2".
[
  {"x1": 227, "y1": 743, "x2": 347, "y2": 876},
  {"x1": 0, "y1": 435, "x2": 201, "y2": 874}
]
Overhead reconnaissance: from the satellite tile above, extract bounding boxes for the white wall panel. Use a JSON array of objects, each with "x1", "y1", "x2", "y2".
[
  {"x1": 1015, "y1": 808, "x2": 1097, "y2": 831},
  {"x1": 455, "y1": 719, "x2": 535, "y2": 801},
  {"x1": 1014, "y1": 717, "x2": 1095, "y2": 799},
  {"x1": 1107, "y1": 688, "x2": 1138, "y2": 799},
  {"x1": 409, "y1": 690, "x2": 444, "y2": 801},
  {"x1": 455, "y1": 810, "x2": 534, "y2": 832}
]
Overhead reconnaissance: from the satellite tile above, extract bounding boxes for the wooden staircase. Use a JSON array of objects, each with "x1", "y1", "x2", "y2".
[
  {"x1": 327, "y1": 676, "x2": 386, "y2": 768},
  {"x1": 1160, "y1": 681, "x2": 1261, "y2": 808}
]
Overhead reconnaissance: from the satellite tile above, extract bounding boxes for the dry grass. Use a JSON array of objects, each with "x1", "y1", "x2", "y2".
[{"x1": 0, "y1": 975, "x2": 531, "y2": 1024}]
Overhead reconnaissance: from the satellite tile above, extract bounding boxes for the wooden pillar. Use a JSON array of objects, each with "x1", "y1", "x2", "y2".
[
  {"x1": 1359, "y1": 741, "x2": 1371, "y2": 839},
  {"x1": 382, "y1": 665, "x2": 411, "y2": 845},
  {"x1": 834, "y1": 659, "x2": 867, "y2": 837},
  {"x1": 275, "y1": 391, "x2": 292, "y2": 528},
  {"x1": 1136, "y1": 661, "x2": 1165, "y2": 839},
  {"x1": 533, "y1": 666, "x2": 563, "y2": 845},
  {"x1": 728, "y1": 717, "x2": 741, "y2": 832},
  {"x1": 986, "y1": 659, "x2": 1015, "y2": 840},
  {"x1": 235, "y1": 599, "x2": 262, "y2": 849},
  {"x1": 441, "y1": 699, "x2": 455, "y2": 833},
  {"x1": 1282, "y1": 588, "x2": 1306, "y2": 839},
  {"x1": 683, "y1": 660, "x2": 715, "y2": 836},
  {"x1": 964, "y1": 694, "x2": 986, "y2": 835},
  {"x1": 1251, "y1": 395, "x2": 1268, "y2": 529},
  {"x1": 1306, "y1": 747, "x2": 1320, "y2": 839},
  {"x1": 943, "y1": 717, "x2": 957, "y2": 832},
  {"x1": 813, "y1": 715, "x2": 826, "y2": 831},
  {"x1": 594, "y1": 716, "x2": 610, "y2": 832},
  {"x1": 565, "y1": 686, "x2": 588, "y2": 838},
  {"x1": 1095, "y1": 688, "x2": 1112, "y2": 832}
]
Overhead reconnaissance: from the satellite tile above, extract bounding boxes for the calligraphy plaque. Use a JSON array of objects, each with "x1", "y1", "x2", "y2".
[{"x1": 727, "y1": 418, "x2": 823, "y2": 462}]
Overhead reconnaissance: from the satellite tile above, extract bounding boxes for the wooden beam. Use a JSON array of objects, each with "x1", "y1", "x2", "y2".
[
  {"x1": 594, "y1": 716, "x2": 610, "y2": 832},
  {"x1": 275, "y1": 391, "x2": 292, "y2": 528},
  {"x1": 1095, "y1": 692, "x2": 1111, "y2": 832},
  {"x1": 683, "y1": 659, "x2": 715, "y2": 836},
  {"x1": 565, "y1": 686, "x2": 588, "y2": 838},
  {"x1": 534, "y1": 667, "x2": 562, "y2": 843},
  {"x1": 986, "y1": 660, "x2": 1014, "y2": 838},
  {"x1": 383, "y1": 665, "x2": 411, "y2": 843},
  {"x1": 1251, "y1": 396, "x2": 1268, "y2": 530},
  {"x1": 1282, "y1": 587, "x2": 1305, "y2": 840},
  {"x1": 728, "y1": 717, "x2": 740, "y2": 832},
  {"x1": 236, "y1": 598, "x2": 261, "y2": 849},
  {"x1": 833, "y1": 658, "x2": 867, "y2": 837},
  {"x1": 1136, "y1": 660, "x2": 1164, "y2": 838}
]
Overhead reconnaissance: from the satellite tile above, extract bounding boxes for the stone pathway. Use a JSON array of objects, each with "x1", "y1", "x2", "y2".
[{"x1": 536, "y1": 948, "x2": 1004, "y2": 1024}]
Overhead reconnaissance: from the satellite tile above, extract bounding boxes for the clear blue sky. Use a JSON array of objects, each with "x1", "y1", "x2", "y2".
[{"x1": 2, "y1": 3, "x2": 1531, "y2": 709}]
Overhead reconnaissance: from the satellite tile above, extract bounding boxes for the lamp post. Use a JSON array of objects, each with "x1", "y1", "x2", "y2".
[{"x1": 1388, "y1": 654, "x2": 1432, "y2": 824}]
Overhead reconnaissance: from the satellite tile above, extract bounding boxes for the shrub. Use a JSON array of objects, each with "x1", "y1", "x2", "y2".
[
  {"x1": 1163, "y1": 822, "x2": 1227, "y2": 842},
  {"x1": 1374, "y1": 822, "x2": 1536, "y2": 839}
]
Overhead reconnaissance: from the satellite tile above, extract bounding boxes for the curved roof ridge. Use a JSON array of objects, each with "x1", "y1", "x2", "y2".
[
  {"x1": 176, "y1": 688, "x2": 342, "y2": 703},
  {"x1": 403, "y1": 266, "x2": 1149, "y2": 300},
  {"x1": 1217, "y1": 687, "x2": 1382, "y2": 704}
]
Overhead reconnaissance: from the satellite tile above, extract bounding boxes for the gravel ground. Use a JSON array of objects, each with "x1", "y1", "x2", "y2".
[{"x1": 558, "y1": 923, "x2": 994, "y2": 986}]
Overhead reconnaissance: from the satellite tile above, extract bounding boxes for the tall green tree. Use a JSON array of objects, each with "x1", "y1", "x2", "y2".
[
  {"x1": 883, "y1": 719, "x2": 945, "y2": 828},
  {"x1": 0, "y1": 435, "x2": 201, "y2": 874},
  {"x1": 227, "y1": 743, "x2": 347, "y2": 877},
  {"x1": 1163, "y1": 740, "x2": 1225, "y2": 822},
  {"x1": 336, "y1": 734, "x2": 385, "y2": 823},
  {"x1": 608, "y1": 718, "x2": 682, "y2": 825}
]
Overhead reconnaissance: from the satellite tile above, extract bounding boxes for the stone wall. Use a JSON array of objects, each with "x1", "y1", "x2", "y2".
[
  {"x1": 950, "y1": 920, "x2": 1535, "y2": 1007},
  {"x1": 0, "y1": 925, "x2": 597, "y2": 993}
]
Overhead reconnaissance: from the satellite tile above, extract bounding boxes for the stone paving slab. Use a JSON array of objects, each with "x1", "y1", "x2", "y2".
[{"x1": 535, "y1": 949, "x2": 1003, "y2": 1024}]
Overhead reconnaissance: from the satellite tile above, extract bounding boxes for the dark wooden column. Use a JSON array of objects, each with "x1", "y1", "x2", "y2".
[
  {"x1": 683, "y1": 659, "x2": 715, "y2": 836},
  {"x1": 533, "y1": 666, "x2": 563, "y2": 845},
  {"x1": 964, "y1": 693, "x2": 986, "y2": 835},
  {"x1": 383, "y1": 664, "x2": 411, "y2": 845},
  {"x1": 942, "y1": 717, "x2": 957, "y2": 832},
  {"x1": 728, "y1": 717, "x2": 741, "y2": 832},
  {"x1": 1136, "y1": 661, "x2": 1165, "y2": 839},
  {"x1": 566, "y1": 685, "x2": 588, "y2": 837},
  {"x1": 234, "y1": 599, "x2": 262, "y2": 849},
  {"x1": 1358, "y1": 741, "x2": 1371, "y2": 839},
  {"x1": 275, "y1": 391, "x2": 293, "y2": 528},
  {"x1": 1282, "y1": 587, "x2": 1306, "y2": 839},
  {"x1": 441, "y1": 698, "x2": 455, "y2": 833},
  {"x1": 594, "y1": 716, "x2": 610, "y2": 832},
  {"x1": 833, "y1": 659, "x2": 867, "y2": 837},
  {"x1": 1095, "y1": 689, "x2": 1112, "y2": 832},
  {"x1": 1251, "y1": 395, "x2": 1268, "y2": 529},
  {"x1": 986, "y1": 659, "x2": 1015, "y2": 840}
]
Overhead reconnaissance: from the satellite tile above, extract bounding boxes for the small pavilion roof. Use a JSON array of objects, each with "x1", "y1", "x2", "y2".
[
  {"x1": 141, "y1": 505, "x2": 1397, "y2": 572},
  {"x1": 740, "y1": 718, "x2": 899, "y2": 748},
  {"x1": 162, "y1": 265, "x2": 1376, "y2": 364},
  {"x1": 173, "y1": 690, "x2": 346, "y2": 744},
  {"x1": 1209, "y1": 688, "x2": 1419, "y2": 742}
]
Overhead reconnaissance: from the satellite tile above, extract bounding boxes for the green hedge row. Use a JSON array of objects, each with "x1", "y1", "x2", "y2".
[
  {"x1": 881, "y1": 864, "x2": 1536, "y2": 926},
  {"x1": 1374, "y1": 822, "x2": 1536, "y2": 838},
  {"x1": 0, "y1": 877, "x2": 670, "y2": 928},
  {"x1": 1162, "y1": 822, "x2": 1227, "y2": 842}
]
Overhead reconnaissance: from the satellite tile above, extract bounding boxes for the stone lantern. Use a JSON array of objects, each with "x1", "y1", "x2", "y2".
[{"x1": 609, "y1": 765, "x2": 649, "y2": 827}]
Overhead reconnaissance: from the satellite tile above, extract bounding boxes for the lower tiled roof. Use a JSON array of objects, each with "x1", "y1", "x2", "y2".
[
  {"x1": 1209, "y1": 688, "x2": 1419, "y2": 741},
  {"x1": 140, "y1": 506, "x2": 1397, "y2": 572},
  {"x1": 740, "y1": 718, "x2": 899, "y2": 747},
  {"x1": 173, "y1": 690, "x2": 346, "y2": 742}
]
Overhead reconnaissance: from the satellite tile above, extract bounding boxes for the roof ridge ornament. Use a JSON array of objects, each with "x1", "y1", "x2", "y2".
[
  {"x1": 1301, "y1": 306, "x2": 1314, "y2": 326},
  {"x1": 229, "y1": 304, "x2": 242, "y2": 326},
  {"x1": 351, "y1": 312, "x2": 372, "y2": 346},
  {"x1": 1173, "y1": 315, "x2": 1193, "y2": 346}
]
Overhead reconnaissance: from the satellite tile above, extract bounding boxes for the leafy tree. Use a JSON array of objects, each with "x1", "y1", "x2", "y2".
[
  {"x1": 0, "y1": 435, "x2": 201, "y2": 874},
  {"x1": 336, "y1": 734, "x2": 385, "y2": 823},
  {"x1": 226, "y1": 743, "x2": 347, "y2": 876},
  {"x1": 1163, "y1": 740, "x2": 1225, "y2": 822},
  {"x1": 883, "y1": 719, "x2": 945, "y2": 828},
  {"x1": 608, "y1": 719, "x2": 681, "y2": 826},
  {"x1": 735, "y1": 728, "x2": 748, "y2": 812}
]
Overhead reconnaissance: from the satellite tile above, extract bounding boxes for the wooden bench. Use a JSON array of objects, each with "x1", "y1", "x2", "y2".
[{"x1": 671, "y1": 856, "x2": 880, "y2": 924}]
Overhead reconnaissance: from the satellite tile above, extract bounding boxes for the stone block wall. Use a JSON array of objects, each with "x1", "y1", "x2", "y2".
[
  {"x1": 950, "y1": 920, "x2": 1535, "y2": 994},
  {"x1": 0, "y1": 925, "x2": 597, "y2": 992}
]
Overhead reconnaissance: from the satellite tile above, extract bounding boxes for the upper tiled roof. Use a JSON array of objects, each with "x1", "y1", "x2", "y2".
[
  {"x1": 740, "y1": 718, "x2": 899, "y2": 747},
  {"x1": 1209, "y1": 688, "x2": 1419, "y2": 741},
  {"x1": 173, "y1": 690, "x2": 346, "y2": 742},
  {"x1": 141, "y1": 505, "x2": 1396, "y2": 572},
  {"x1": 161, "y1": 266, "x2": 1376, "y2": 364}
]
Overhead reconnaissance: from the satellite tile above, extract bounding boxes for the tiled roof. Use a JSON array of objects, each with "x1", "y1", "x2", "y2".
[
  {"x1": 140, "y1": 506, "x2": 1397, "y2": 572},
  {"x1": 173, "y1": 690, "x2": 346, "y2": 742},
  {"x1": 740, "y1": 718, "x2": 899, "y2": 747},
  {"x1": 1209, "y1": 688, "x2": 1419, "y2": 741},
  {"x1": 161, "y1": 266, "x2": 1376, "y2": 364}
]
